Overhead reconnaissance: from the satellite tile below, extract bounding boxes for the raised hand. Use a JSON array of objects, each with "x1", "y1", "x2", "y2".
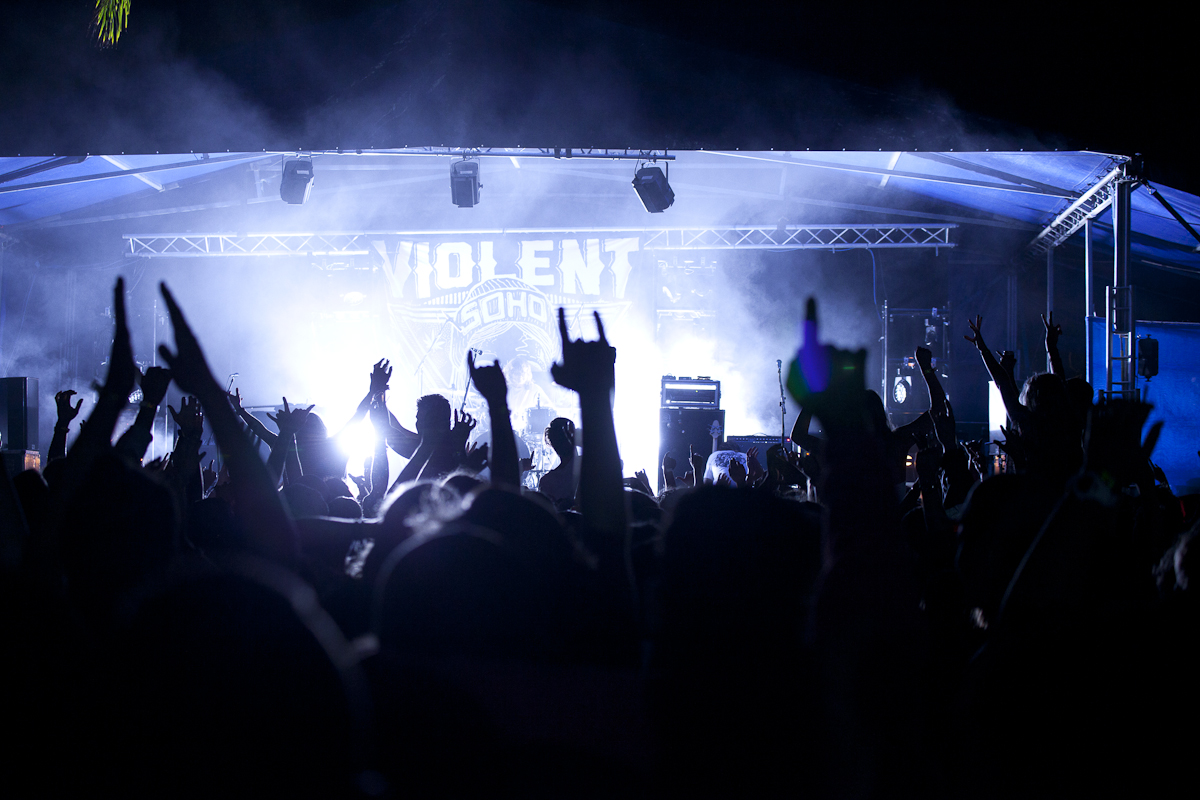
[
  {"x1": 463, "y1": 440, "x2": 488, "y2": 473},
  {"x1": 997, "y1": 350, "x2": 1017, "y2": 377},
  {"x1": 727, "y1": 457, "x2": 747, "y2": 488},
  {"x1": 746, "y1": 446, "x2": 764, "y2": 482},
  {"x1": 634, "y1": 468, "x2": 652, "y2": 494},
  {"x1": 369, "y1": 358, "x2": 392, "y2": 397},
  {"x1": 468, "y1": 350, "x2": 508, "y2": 405},
  {"x1": 715, "y1": 473, "x2": 733, "y2": 488},
  {"x1": 964, "y1": 315, "x2": 985, "y2": 348},
  {"x1": 158, "y1": 283, "x2": 221, "y2": 398},
  {"x1": 689, "y1": 443, "x2": 706, "y2": 483},
  {"x1": 141, "y1": 366, "x2": 172, "y2": 407},
  {"x1": 267, "y1": 397, "x2": 315, "y2": 437},
  {"x1": 662, "y1": 452, "x2": 677, "y2": 474},
  {"x1": 157, "y1": 282, "x2": 298, "y2": 565},
  {"x1": 933, "y1": 399, "x2": 957, "y2": 453},
  {"x1": 55, "y1": 390, "x2": 84, "y2": 426},
  {"x1": 202, "y1": 459, "x2": 219, "y2": 493},
  {"x1": 451, "y1": 409, "x2": 477, "y2": 450},
  {"x1": 915, "y1": 345, "x2": 934, "y2": 371},
  {"x1": 169, "y1": 396, "x2": 204, "y2": 438},
  {"x1": 227, "y1": 387, "x2": 245, "y2": 411},
  {"x1": 550, "y1": 307, "x2": 616, "y2": 396},
  {"x1": 786, "y1": 297, "x2": 867, "y2": 432},
  {"x1": 1041, "y1": 311, "x2": 1062, "y2": 347},
  {"x1": 105, "y1": 277, "x2": 138, "y2": 399}
]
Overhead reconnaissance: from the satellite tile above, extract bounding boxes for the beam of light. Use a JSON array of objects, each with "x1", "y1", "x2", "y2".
[
  {"x1": 612, "y1": 338, "x2": 663, "y2": 479},
  {"x1": 989, "y1": 381, "x2": 1006, "y2": 443},
  {"x1": 339, "y1": 417, "x2": 378, "y2": 477}
]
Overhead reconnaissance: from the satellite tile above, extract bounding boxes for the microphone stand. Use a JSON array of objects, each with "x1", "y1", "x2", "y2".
[
  {"x1": 413, "y1": 316, "x2": 452, "y2": 396},
  {"x1": 777, "y1": 359, "x2": 786, "y2": 448},
  {"x1": 460, "y1": 348, "x2": 484, "y2": 412}
]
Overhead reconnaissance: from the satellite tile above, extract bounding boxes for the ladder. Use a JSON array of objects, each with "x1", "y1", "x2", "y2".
[{"x1": 1104, "y1": 285, "x2": 1137, "y2": 400}]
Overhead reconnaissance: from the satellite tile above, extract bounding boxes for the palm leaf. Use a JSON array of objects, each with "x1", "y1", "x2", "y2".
[{"x1": 92, "y1": 0, "x2": 131, "y2": 47}]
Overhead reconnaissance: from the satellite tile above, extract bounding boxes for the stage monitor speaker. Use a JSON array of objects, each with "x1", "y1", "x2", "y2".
[
  {"x1": 658, "y1": 407, "x2": 724, "y2": 493},
  {"x1": 0, "y1": 377, "x2": 38, "y2": 452}
]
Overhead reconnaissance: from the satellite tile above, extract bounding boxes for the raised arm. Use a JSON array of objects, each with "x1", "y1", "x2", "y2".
[
  {"x1": 228, "y1": 388, "x2": 278, "y2": 448},
  {"x1": 331, "y1": 359, "x2": 392, "y2": 441},
  {"x1": 163, "y1": 396, "x2": 206, "y2": 504},
  {"x1": 550, "y1": 308, "x2": 625, "y2": 538},
  {"x1": 265, "y1": 398, "x2": 312, "y2": 487},
  {"x1": 48, "y1": 279, "x2": 139, "y2": 537},
  {"x1": 469, "y1": 351, "x2": 520, "y2": 488},
  {"x1": 48, "y1": 390, "x2": 84, "y2": 462},
  {"x1": 789, "y1": 405, "x2": 822, "y2": 453},
  {"x1": 362, "y1": 397, "x2": 392, "y2": 517},
  {"x1": 383, "y1": 409, "x2": 420, "y2": 459},
  {"x1": 1042, "y1": 311, "x2": 1065, "y2": 378},
  {"x1": 915, "y1": 346, "x2": 948, "y2": 419},
  {"x1": 157, "y1": 283, "x2": 298, "y2": 567},
  {"x1": 965, "y1": 315, "x2": 1024, "y2": 425},
  {"x1": 115, "y1": 366, "x2": 172, "y2": 462}
]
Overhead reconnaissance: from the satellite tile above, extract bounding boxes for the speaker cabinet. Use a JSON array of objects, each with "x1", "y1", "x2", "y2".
[
  {"x1": 658, "y1": 407, "x2": 724, "y2": 492},
  {"x1": 0, "y1": 377, "x2": 39, "y2": 452}
]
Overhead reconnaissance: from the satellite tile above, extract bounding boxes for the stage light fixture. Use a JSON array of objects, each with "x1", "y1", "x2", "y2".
[
  {"x1": 450, "y1": 160, "x2": 480, "y2": 208},
  {"x1": 279, "y1": 159, "x2": 314, "y2": 204},
  {"x1": 633, "y1": 164, "x2": 674, "y2": 213}
]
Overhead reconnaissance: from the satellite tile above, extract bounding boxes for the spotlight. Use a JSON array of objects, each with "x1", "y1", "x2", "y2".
[
  {"x1": 633, "y1": 164, "x2": 674, "y2": 213},
  {"x1": 279, "y1": 159, "x2": 314, "y2": 204},
  {"x1": 450, "y1": 160, "x2": 480, "y2": 208}
]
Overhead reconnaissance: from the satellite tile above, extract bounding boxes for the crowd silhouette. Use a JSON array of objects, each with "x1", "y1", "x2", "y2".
[{"x1": 1, "y1": 279, "x2": 1195, "y2": 798}]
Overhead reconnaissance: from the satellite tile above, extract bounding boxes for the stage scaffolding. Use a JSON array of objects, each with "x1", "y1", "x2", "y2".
[{"x1": 123, "y1": 224, "x2": 956, "y2": 258}]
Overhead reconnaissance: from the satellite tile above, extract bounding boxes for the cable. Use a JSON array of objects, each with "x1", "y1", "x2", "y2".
[{"x1": 868, "y1": 248, "x2": 882, "y2": 320}]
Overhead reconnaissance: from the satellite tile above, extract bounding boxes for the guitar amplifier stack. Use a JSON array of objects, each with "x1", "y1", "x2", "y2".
[
  {"x1": 0, "y1": 377, "x2": 40, "y2": 476},
  {"x1": 658, "y1": 376, "x2": 723, "y2": 493}
]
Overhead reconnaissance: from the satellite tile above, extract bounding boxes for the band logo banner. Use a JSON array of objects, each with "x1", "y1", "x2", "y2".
[{"x1": 369, "y1": 235, "x2": 645, "y2": 415}]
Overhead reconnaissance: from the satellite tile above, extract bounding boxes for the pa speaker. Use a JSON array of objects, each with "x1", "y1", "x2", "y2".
[
  {"x1": 0, "y1": 377, "x2": 39, "y2": 452},
  {"x1": 658, "y1": 407, "x2": 724, "y2": 493}
]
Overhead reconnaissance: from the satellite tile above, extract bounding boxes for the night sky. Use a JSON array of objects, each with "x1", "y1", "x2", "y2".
[{"x1": 2, "y1": 1, "x2": 1195, "y2": 192}]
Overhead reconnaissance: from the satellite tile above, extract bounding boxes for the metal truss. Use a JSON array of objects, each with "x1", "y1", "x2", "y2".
[
  {"x1": 311, "y1": 147, "x2": 674, "y2": 162},
  {"x1": 1028, "y1": 165, "x2": 1126, "y2": 255},
  {"x1": 125, "y1": 223, "x2": 954, "y2": 258},
  {"x1": 126, "y1": 232, "x2": 371, "y2": 257},
  {"x1": 641, "y1": 224, "x2": 955, "y2": 250}
]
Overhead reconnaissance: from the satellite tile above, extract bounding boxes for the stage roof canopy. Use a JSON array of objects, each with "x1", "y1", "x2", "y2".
[{"x1": 2, "y1": 149, "x2": 1199, "y2": 273}]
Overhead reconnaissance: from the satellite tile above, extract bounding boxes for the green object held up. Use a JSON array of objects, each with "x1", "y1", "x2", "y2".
[{"x1": 93, "y1": 0, "x2": 131, "y2": 47}]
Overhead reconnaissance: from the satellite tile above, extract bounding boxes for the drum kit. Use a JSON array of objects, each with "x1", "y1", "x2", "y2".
[{"x1": 518, "y1": 399, "x2": 556, "y2": 490}]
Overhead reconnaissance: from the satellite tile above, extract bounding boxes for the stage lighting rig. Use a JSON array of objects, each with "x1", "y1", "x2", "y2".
[
  {"x1": 633, "y1": 163, "x2": 674, "y2": 213},
  {"x1": 450, "y1": 159, "x2": 481, "y2": 207},
  {"x1": 279, "y1": 158, "x2": 314, "y2": 205}
]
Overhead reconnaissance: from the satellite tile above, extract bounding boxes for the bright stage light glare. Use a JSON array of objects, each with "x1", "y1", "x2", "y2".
[
  {"x1": 340, "y1": 417, "x2": 378, "y2": 477},
  {"x1": 988, "y1": 381, "x2": 1006, "y2": 443}
]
